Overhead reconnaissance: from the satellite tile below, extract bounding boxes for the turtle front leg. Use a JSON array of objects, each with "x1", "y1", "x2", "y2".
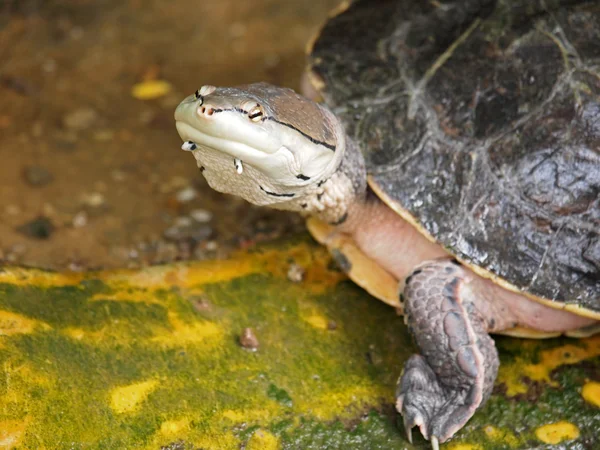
[{"x1": 397, "y1": 259, "x2": 499, "y2": 447}]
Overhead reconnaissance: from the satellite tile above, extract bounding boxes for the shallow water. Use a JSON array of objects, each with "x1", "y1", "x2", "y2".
[{"x1": 0, "y1": 0, "x2": 340, "y2": 270}]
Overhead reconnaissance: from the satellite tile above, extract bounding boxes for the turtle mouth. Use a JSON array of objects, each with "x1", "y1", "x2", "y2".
[
  {"x1": 175, "y1": 120, "x2": 301, "y2": 180},
  {"x1": 175, "y1": 121, "x2": 277, "y2": 161}
]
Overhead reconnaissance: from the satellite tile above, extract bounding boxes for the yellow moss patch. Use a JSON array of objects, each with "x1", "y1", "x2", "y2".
[
  {"x1": 193, "y1": 432, "x2": 240, "y2": 450},
  {"x1": 0, "y1": 419, "x2": 27, "y2": 449},
  {"x1": 160, "y1": 418, "x2": 191, "y2": 435},
  {"x1": 303, "y1": 313, "x2": 329, "y2": 330},
  {"x1": 447, "y1": 444, "x2": 481, "y2": 450},
  {"x1": 582, "y1": 381, "x2": 600, "y2": 407},
  {"x1": 63, "y1": 327, "x2": 86, "y2": 340},
  {"x1": 499, "y1": 335, "x2": 600, "y2": 396},
  {"x1": 89, "y1": 291, "x2": 160, "y2": 304},
  {"x1": 297, "y1": 385, "x2": 387, "y2": 421},
  {"x1": 221, "y1": 408, "x2": 278, "y2": 423},
  {"x1": 104, "y1": 252, "x2": 265, "y2": 290},
  {"x1": 483, "y1": 425, "x2": 519, "y2": 447},
  {"x1": 246, "y1": 429, "x2": 280, "y2": 450},
  {"x1": 0, "y1": 310, "x2": 49, "y2": 336},
  {"x1": 535, "y1": 421, "x2": 580, "y2": 444},
  {"x1": 110, "y1": 379, "x2": 159, "y2": 413},
  {"x1": 131, "y1": 80, "x2": 172, "y2": 100},
  {"x1": 151, "y1": 312, "x2": 222, "y2": 347},
  {"x1": 0, "y1": 267, "x2": 84, "y2": 287}
]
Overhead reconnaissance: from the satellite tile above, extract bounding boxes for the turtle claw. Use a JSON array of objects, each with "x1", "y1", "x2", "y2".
[
  {"x1": 404, "y1": 419, "x2": 413, "y2": 444},
  {"x1": 431, "y1": 436, "x2": 440, "y2": 450}
]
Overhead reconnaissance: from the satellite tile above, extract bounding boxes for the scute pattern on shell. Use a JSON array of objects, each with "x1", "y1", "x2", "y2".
[{"x1": 310, "y1": 0, "x2": 600, "y2": 312}]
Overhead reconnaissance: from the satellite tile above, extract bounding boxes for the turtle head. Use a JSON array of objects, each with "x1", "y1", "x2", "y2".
[{"x1": 174, "y1": 83, "x2": 345, "y2": 207}]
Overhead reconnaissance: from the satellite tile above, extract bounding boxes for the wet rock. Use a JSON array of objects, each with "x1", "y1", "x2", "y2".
[
  {"x1": 63, "y1": 107, "x2": 98, "y2": 130},
  {"x1": 152, "y1": 241, "x2": 179, "y2": 264},
  {"x1": 190, "y1": 209, "x2": 213, "y2": 223},
  {"x1": 17, "y1": 216, "x2": 55, "y2": 239},
  {"x1": 0, "y1": 75, "x2": 37, "y2": 96},
  {"x1": 173, "y1": 216, "x2": 193, "y2": 228},
  {"x1": 72, "y1": 211, "x2": 88, "y2": 228},
  {"x1": 239, "y1": 328, "x2": 259, "y2": 350},
  {"x1": 287, "y1": 262, "x2": 305, "y2": 283},
  {"x1": 190, "y1": 295, "x2": 212, "y2": 312},
  {"x1": 23, "y1": 165, "x2": 54, "y2": 186},
  {"x1": 175, "y1": 186, "x2": 197, "y2": 203},
  {"x1": 81, "y1": 192, "x2": 105, "y2": 208},
  {"x1": 163, "y1": 222, "x2": 212, "y2": 243}
]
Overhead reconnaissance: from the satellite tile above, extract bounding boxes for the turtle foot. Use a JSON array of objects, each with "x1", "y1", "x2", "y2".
[
  {"x1": 396, "y1": 354, "x2": 480, "y2": 444},
  {"x1": 397, "y1": 260, "x2": 501, "y2": 445}
]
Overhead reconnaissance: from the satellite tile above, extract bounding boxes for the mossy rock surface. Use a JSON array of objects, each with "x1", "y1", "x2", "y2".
[{"x1": 0, "y1": 236, "x2": 598, "y2": 449}]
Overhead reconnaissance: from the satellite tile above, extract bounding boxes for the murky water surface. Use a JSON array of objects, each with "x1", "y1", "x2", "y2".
[{"x1": 0, "y1": 0, "x2": 341, "y2": 270}]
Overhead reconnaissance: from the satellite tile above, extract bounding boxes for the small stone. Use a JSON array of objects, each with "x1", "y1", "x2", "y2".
[
  {"x1": 17, "y1": 216, "x2": 55, "y2": 239},
  {"x1": 63, "y1": 107, "x2": 98, "y2": 130},
  {"x1": 174, "y1": 216, "x2": 193, "y2": 228},
  {"x1": 190, "y1": 295, "x2": 211, "y2": 312},
  {"x1": 72, "y1": 211, "x2": 88, "y2": 228},
  {"x1": 81, "y1": 192, "x2": 105, "y2": 207},
  {"x1": 152, "y1": 241, "x2": 179, "y2": 264},
  {"x1": 175, "y1": 186, "x2": 197, "y2": 203},
  {"x1": 190, "y1": 209, "x2": 213, "y2": 223},
  {"x1": 68, "y1": 260, "x2": 87, "y2": 272},
  {"x1": 327, "y1": 321, "x2": 338, "y2": 331},
  {"x1": 163, "y1": 223, "x2": 212, "y2": 243},
  {"x1": 239, "y1": 328, "x2": 259, "y2": 350},
  {"x1": 205, "y1": 240, "x2": 218, "y2": 251},
  {"x1": 287, "y1": 263, "x2": 305, "y2": 283},
  {"x1": 23, "y1": 165, "x2": 54, "y2": 186}
]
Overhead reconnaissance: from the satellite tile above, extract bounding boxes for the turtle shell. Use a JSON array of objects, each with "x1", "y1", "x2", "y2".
[{"x1": 308, "y1": 0, "x2": 600, "y2": 316}]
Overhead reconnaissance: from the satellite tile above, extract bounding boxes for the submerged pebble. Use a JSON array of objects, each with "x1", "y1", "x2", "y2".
[
  {"x1": 287, "y1": 262, "x2": 305, "y2": 283},
  {"x1": 63, "y1": 107, "x2": 98, "y2": 130},
  {"x1": 23, "y1": 166, "x2": 54, "y2": 186},
  {"x1": 175, "y1": 186, "x2": 197, "y2": 203},
  {"x1": 72, "y1": 211, "x2": 88, "y2": 228},
  {"x1": 17, "y1": 216, "x2": 55, "y2": 239},
  {"x1": 190, "y1": 209, "x2": 213, "y2": 223},
  {"x1": 239, "y1": 328, "x2": 259, "y2": 350}
]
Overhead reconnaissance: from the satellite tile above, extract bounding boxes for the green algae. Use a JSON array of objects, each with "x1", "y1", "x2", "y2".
[{"x1": 0, "y1": 236, "x2": 597, "y2": 449}]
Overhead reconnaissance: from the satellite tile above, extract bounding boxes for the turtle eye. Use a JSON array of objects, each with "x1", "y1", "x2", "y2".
[{"x1": 247, "y1": 104, "x2": 264, "y2": 122}]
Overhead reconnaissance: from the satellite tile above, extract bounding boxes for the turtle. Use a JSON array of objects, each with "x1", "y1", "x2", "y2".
[{"x1": 174, "y1": 0, "x2": 600, "y2": 446}]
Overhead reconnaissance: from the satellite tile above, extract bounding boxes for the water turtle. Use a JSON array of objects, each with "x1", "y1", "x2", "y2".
[{"x1": 174, "y1": 0, "x2": 600, "y2": 446}]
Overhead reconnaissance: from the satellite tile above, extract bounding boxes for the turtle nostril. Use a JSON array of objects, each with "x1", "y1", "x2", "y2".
[
  {"x1": 201, "y1": 107, "x2": 206, "y2": 114},
  {"x1": 207, "y1": 108, "x2": 214, "y2": 116}
]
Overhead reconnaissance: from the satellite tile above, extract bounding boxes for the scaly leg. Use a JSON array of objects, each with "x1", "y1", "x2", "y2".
[{"x1": 397, "y1": 259, "x2": 499, "y2": 447}]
